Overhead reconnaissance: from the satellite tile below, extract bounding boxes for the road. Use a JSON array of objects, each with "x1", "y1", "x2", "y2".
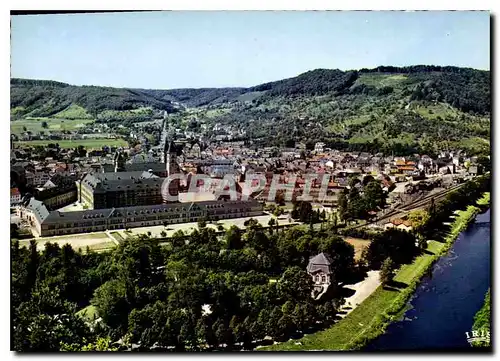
[{"x1": 339, "y1": 270, "x2": 381, "y2": 318}]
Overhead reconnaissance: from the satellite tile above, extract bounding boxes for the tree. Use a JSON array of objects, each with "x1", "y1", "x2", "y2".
[
  {"x1": 245, "y1": 228, "x2": 271, "y2": 253},
  {"x1": 291, "y1": 201, "x2": 316, "y2": 223},
  {"x1": 364, "y1": 180, "x2": 387, "y2": 211},
  {"x1": 338, "y1": 192, "x2": 349, "y2": 222},
  {"x1": 60, "y1": 337, "x2": 119, "y2": 351},
  {"x1": 160, "y1": 230, "x2": 167, "y2": 238},
  {"x1": 347, "y1": 187, "x2": 367, "y2": 219},
  {"x1": 362, "y1": 175, "x2": 375, "y2": 186},
  {"x1": 197, "y1": 218, "x2": 207, "y2": 229},
  {"x1": 319, "y1": 236, "x2": 355, "y2": 283},
  {"x1": 243, "y1": 218, "x2": 261, "y2": 229},
  {"x1": 267, "y1": 306, "x2": 284, "y2": 339},
  {"x1": 365, "y1": 229, "x2": 417, "y2": 269},
  {"x1": 407, "y1": 209, "x2": 430, "y2": 236},
  {"x1": 91, "y1": 279, "x2": 129, "y2": 334},
  {"x1": 13, "y1": 286, "x2": 91, "y2": 351},
  {"x1": 11, "y1": 223, "x2": 19, "y2": 238},
  {"x1": 476, "y1": 155, "x2": 491, "y2": 173},
  {"x1": 278, "y1": 266, "x2": 312, "y2": 302},
  {"x1": 268, "y1": 218, "x2": 276, "y2": 234},
  {"x1": 41, "y1": 121, "x2": 48, "y2": 129},
  {"x1": 225, "y1": 225, "x2": 243, "y2": 250},
  {"x1": 171, "y1": 230, "x2": 185, "y2": 248},
  {"x1": 380, "y1": 257, "x2": 396, "y2": 285},
  {"x1": 214, "y1": 319, "x2": 233, "y2": 349},
  {"x1": 273, "y1": 206, "x2": 284, "y2": 217}
]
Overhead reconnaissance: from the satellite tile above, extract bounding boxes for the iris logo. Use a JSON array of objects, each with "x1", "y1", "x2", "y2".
[{"x1": 465, "y1": 329, "x2": 490, "y2": 345}]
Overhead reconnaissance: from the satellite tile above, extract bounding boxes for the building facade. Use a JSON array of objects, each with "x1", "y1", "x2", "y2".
[
  {"x1": 11, "y1": 188, "x2": 21, "y2": 205},
  {"x1": 25, "y1": 198, "x2": 263, "y2": 237},
  {"x1": 78, "y1": 171, "x2": 165, "y2": 209}
]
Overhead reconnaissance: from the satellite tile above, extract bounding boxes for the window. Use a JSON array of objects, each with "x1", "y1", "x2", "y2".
[{"x1": 321, "y1": 275, "x2": 326, "y2": 283}]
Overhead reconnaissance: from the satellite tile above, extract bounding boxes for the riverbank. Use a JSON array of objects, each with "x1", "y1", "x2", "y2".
[
  {"x1": 261, "y1": 196, "x2": 486, "y2": 351},
  {"x1": 477, "y1": 192, "x2": 490, "y2": 206}
]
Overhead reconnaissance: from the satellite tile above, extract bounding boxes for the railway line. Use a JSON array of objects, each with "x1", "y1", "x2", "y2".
[{"x1": 350, "y1": 182, "x2": 466, "y2": 229}]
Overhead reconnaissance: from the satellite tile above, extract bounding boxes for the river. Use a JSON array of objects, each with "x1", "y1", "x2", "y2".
[{"x1": 365, "y1": 209, "x2": 491, "y2": 351}]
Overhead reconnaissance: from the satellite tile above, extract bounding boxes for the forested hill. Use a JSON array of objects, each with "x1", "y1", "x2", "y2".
[
  {"x1": 10, "y1": 78, "x2": 180, "y2": 118},
  {"x1": 248, "y1": 66, "x2": 490, "y2": 115},
  {"x1": 11, "y1": 65, "x2": 490, "y2": 118}
]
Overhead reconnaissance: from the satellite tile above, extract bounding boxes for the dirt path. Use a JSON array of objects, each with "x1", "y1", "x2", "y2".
[{"x1": 340, "y1": 270, "x2": 381, "y2": 317}]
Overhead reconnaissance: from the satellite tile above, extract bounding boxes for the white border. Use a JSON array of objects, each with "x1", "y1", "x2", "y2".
[{"x1": 2, "y1": 2, "x2": 496, "y2": 361}]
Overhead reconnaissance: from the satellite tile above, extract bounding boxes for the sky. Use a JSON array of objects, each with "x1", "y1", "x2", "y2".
[{"x1": 10, "y1": 11, "x2": 490, "y2": 89}]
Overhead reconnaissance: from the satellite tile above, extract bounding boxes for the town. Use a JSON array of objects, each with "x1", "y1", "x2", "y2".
[{"x1": 11, "y1": 109, "x2": 486, "y2": 240}]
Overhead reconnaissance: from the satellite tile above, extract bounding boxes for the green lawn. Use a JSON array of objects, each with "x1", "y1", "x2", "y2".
[
  {"x1": 394, "y1": 241, "x2": 443, "y2": 284},
  {"x1": 14, "y1": 138, "x2": 128, "y2": 149}
]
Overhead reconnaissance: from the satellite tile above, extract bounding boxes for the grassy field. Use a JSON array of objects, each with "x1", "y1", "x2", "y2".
[
  {"x1": 261, "y1": 202, "x2": 482, "y2": 351},
  {"x1": 14, "y1": 138, "x2": 128, "y2": 149},
  {"x1": 52, "y1": 104, "x2": 93, "y2": 119},
  {"x1": 11, "y1": 117, "x2": 94, "y2": 135}
]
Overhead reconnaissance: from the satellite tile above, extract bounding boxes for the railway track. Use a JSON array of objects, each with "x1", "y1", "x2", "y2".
[
  {"x1": 350, "y1": 182, "x2": 466, "y2": 229},
  {"x1": 400, "y1": 183, "x2": 464, "y2": 212}
]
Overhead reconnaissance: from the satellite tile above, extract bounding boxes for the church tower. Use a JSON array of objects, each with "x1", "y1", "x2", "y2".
[
  {"x1": 163, "y1": 139, "x2": 180, "y2": 202},
  {"x1": 113, "y1": 148, "x2": 125, "y2": 173}
]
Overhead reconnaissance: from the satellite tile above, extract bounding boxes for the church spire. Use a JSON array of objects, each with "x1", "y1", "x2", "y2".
[{"x1": 113, "y1": 148, "x2": 125, "y2": 173}]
